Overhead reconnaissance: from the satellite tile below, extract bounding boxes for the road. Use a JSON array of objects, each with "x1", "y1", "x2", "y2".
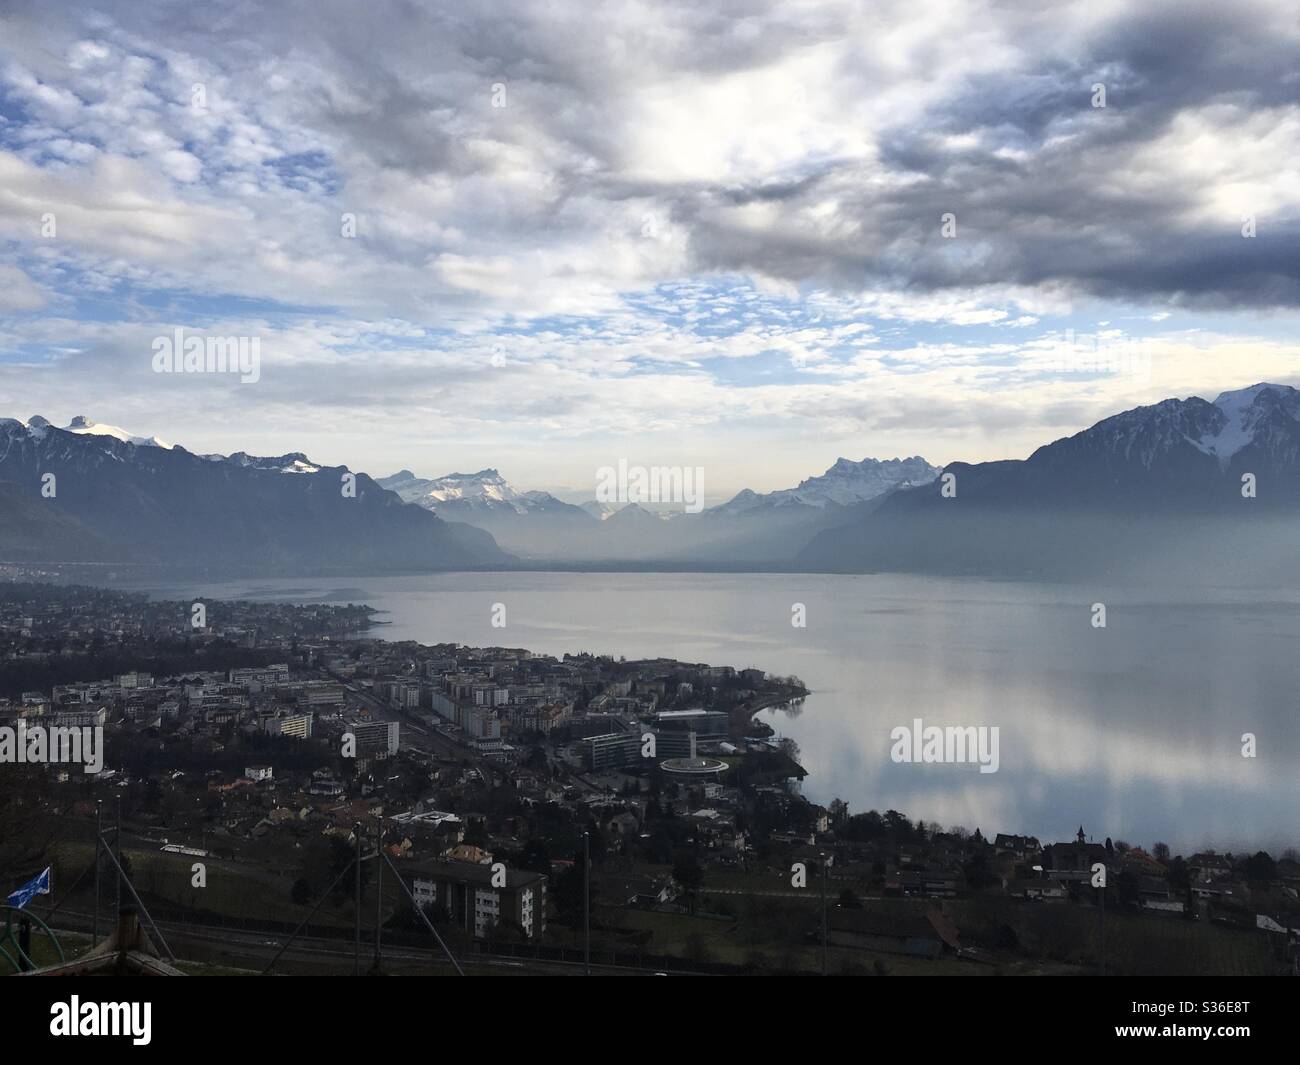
[{"x1": 41, "y1": 907, "x2": 691, "y2": 976}]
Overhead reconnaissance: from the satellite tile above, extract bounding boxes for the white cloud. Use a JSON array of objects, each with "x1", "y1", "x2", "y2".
[{"x1": 0, "y1": 0, "x2": 1297, "y2": 494}]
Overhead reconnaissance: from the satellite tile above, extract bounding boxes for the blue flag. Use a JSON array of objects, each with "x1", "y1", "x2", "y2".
[{"x1": 6, "y1": 867, "x2": 51, "y2": 909}]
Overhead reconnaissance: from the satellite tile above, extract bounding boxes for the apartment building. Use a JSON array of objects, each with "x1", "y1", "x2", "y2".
[{"x1": 405, "y1": 859, "x2": 547, "y2": 940}]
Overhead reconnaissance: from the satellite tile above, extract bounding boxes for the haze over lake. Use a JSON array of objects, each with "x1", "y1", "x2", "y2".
[{"x1": 143, "y1": 572, "x2": 1298, "y2": 856}]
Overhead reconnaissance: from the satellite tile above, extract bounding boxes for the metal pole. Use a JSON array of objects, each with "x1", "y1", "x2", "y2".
[
  {"x1": 93, "y1": 801, "x2": 101, "y2": 947},
  {"x1": 583, "y1": 830, "x2": 590, "y2": 976},
  {"x1": 373, "y1": 817, "x2": 383, "y2": 971},
  {"x1": 354, "y1": 822, "x2": 362, "y2": 976},
  {"x1": 821, "y1": 854, "x2": 828, "y2": 976},
  {"x1": 95, "y1": 832, "x2": 176, "y2": 963},
  {"x1": 379, "y1": 850, "x2": 464, "y2": 975},
  {"x1": 114, "y1": 796, "x2": 123, "y2": 911},
  {"x1": 262, "y1": 856, "x2": 358, "y2": 975},
  {"x1": 1100, "y1": 876, "x2": 1107, "y2": 976},
  {"x1": 44, "y1": 855, "x2": 94, "y2": 923}
]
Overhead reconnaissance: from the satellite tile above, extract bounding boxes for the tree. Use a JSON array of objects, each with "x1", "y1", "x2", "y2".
[
  {"x1": 1152, "y1": 841, "x2": 1171, "y2": 863},
  {"x1": 1244, "y1": 851, "x2": 1277, "y2": 883},
  {"x1": 554, "y1": 855, "x2": 595, "y2": 925},
  {"x1": 0, "y1": 764, "x2": 55, "y2": 878},
  {"x1": 963, "y1": 850, "x2": 997, "y2": 891},
  {"x1": 291, "y1": 877, "x2": 313, "y2": 905},
  {"x1": 672, "y1": 853, "x2": 704, "y2": 914},
  {"x1": 518, "y1": 838, "x2": 550, "y2": 874},
  {"x1": 300, "y1": 836, "x2": 369, "y2": 900}
]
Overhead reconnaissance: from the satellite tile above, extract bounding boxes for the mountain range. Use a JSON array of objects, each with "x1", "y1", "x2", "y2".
[
  {"x1": 4, "y1": 384, "x2": 1298, "y2": 579},
  {"x1": 0, "y1": 417, "x2": 507, "y2": 575},
  {"x1": 801, "y1": 383, "x2": 1300, "y2": 580},
  {"x1": 380, "y1": 455, "x2": 940, "y2": 562}
]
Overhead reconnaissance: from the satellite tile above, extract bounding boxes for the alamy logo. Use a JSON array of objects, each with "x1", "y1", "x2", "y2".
[
  {"x1": 0, "y1": 721, "x2": 103, "y2": 774},
  {"x1": 890, "y1": 717, "x2": 999, "y2": 774},
  {"x1": 595, "y1": 459, "x2": 705, "y2": 513},
  {"x1": 1043, "y1": 329, "x2": 1151, "y2": 380},
  {"x1": 152, "y1": 328, "x2": 261, "y2": 383},
  {"x1": 50, "y1": 996, "x2": 151, "y2": 1045}
]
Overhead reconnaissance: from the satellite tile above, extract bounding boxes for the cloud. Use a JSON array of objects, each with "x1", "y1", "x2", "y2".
[
  {"x1": 0, "y1": 0, "x2": 1298, "y2": 493},
  {"x1": 2, "y1": 0, "x2": 1296, "y2": 316},
  {"x1": 0, "y1": 263, "x2": 45, "y2": 309}
]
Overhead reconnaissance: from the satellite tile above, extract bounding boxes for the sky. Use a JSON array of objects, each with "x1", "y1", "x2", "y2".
[{"x1": 1, "y1": 0, "x2": 1299, "y2": 504}]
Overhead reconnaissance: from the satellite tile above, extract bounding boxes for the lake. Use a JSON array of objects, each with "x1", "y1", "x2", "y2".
[{"x1": 140, "y1": 570, "x2": 1299, "y2": 855}]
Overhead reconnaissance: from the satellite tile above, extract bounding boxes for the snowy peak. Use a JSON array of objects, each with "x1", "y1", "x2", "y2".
[
  {"x1": 0, "y1": 414, "x2": 334, "y2": 475},
  {"x1": 63, "y1": 415, "x2": 173, "y2": 450},
  {"x1": 0, "y1": 414, "x2": 170, "y2": 448},
  {"x1": 426, "y1": 469, "x2": 515, "y2": 503},
  {"x1": 1068, "y1": 382, "x2": 1300, "y2": 470},
  {"x1": 1196, "y1": 383, "x2": 1300, "y2": 461},
  {"x1": 380, "y1": 468, "x2": 519, "y2": 507},
  {"x1": 790, "y1": 456, "x2": 942, "y2": 506},
  {"x1": 1064, "y1": 397, "x2": 1221, "y2": 469},
  {"x1": 377, "y1": 467, "x2": 578, "y2": 516},
  {"x1": 226, "y1": 451, "x2": 324, "y2": 474},
  {"x1": 717, "y1": 455, "x2": 941, "y2": 512},
  {"x1": 1045, "y1": 379, "x2": 1300, "y2": 470},
  {"x1": 0, "y1": 415, "x2": 53, "y2": 440}
]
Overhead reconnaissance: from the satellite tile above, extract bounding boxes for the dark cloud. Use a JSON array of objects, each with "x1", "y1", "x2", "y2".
[
  {"x1": 4, "y1": 0, "x2": 1299, "y2": 317},
  {"x1": 681, "y1": 1, "x2": 1300, "y2": 306}
]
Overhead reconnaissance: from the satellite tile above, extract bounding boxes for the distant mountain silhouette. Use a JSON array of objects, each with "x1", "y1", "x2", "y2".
[
  {"x1": 800, "y1": 384, "x2": 1300, "y2": 580},
  {"x1": 0, "y1": 417, "x2": 509, "y2": 575}
]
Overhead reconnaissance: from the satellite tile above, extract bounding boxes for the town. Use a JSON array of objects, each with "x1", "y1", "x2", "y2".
[{"x1": 0, "y1": 580, "x2": 1296, "y2": 976}]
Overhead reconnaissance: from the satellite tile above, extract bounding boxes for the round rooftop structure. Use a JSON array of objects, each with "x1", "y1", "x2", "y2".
[
  {"x1": 658, "y1": 755, "x2": 728, "y2": 777},
  {"x1": 657, "y1": 729, "x2": 727, "y2": 777}
]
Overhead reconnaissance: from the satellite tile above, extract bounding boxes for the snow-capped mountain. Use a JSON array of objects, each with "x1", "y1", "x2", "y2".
[
  {"x1": 225, "y1": 452, "x2": 324, "y2": 474},
  {"x1": 378, "y1": 468, "x2": 579, "y2": 514},
  {"x1": 984, "y1": 381, "x2": 1300, "y2": 505},
  {"x1": 380, "y1": 468, "x2": 514, "y2": 507},
  {"x1": 0, "y1": 416, "x2": 507, "y2": 573},
  {"x1": 377, "y1": 457, "x2": 942, "y2": 561},
  {"x1": 63, "y1": 415, "x2": 174, "y2": 450},
  {"x1": 1195, "y1": 384, "x2": 1300, "y2": 461},
  {"x1": 376, "y1": 467, "x2": 595, "y2": 557},
  {"x1": 1031, "y1": 383, "x2": 1300, "y2": 473},
  {"x1": 3, "y1": 416, "x2": 326, "y2": 474},
  {"x1": 379, "y1": 468, "x2": 527, "y2": 509},
  {"x1": 714, "y1": 456, "x2": 941, "y2": 514},
  {"x1": 801, "y1": 382, "x2": 1300, "y2": 579},
  {"x1": 1192, "y1": 383, "x2": 1300, "y2": 464},
  {"x1": 12, "y1": 384, "x2": 1294, "y2": 577}
]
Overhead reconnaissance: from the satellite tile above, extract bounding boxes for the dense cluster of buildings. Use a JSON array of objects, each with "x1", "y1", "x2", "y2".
[
  {"x1": 0, "y1": 581, "x2": 810, "y2": 945},
  {"x1": 2, "y1": 580, "x2": 1296, "y2": 968}
]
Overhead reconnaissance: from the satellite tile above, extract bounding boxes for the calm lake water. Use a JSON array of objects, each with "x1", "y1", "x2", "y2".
[{"x1": 140, "y1": 571, "x2": 1299, "y2": 855}]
